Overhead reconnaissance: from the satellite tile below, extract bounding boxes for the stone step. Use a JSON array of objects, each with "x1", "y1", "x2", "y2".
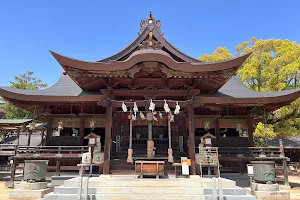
[
  {"x1": 203, "y1": 188, "x2": 246, "y2": 195},
  {"x1": 43, "y1": 193, "x2": 256, "y2": 200},
  {"x1": 53, "y1": 186, "x2": 97, "y2": 194},
  {"x1": 53, "y1": 186, "x2": 246, "y2": 196},
  {"x1": 62, "y1": 177, "x2": 236, "y2": 188}
]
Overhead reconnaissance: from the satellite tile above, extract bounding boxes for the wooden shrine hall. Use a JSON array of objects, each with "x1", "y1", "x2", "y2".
[{"x1": 0, "y1": 12, "x2": 300, "y2": 176}]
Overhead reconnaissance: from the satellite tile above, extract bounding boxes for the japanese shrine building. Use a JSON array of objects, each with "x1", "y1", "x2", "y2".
[{"x1": 0, "y1": 12, "x2": 300, "y2": 175}]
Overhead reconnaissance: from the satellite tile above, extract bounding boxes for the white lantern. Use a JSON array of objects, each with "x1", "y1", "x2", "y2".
[
  {"x1": 29, "y1": 121, "x2": 36, "y2": 130},
  {"x1": 58, "y1": 121, "x2": 64, "y2": 132},
  {"x1": 21, "y1": 124, "x2": 26, "y2": 132},
  {"x1": 89, "y1": 119, "x2": 95, "y2": 130},
  {"x1": 204, "y1": 121, "x2": 210, "y2": 131},
  {"x1": 236, "y1": 123, "x2": 242, "y2": 132}
]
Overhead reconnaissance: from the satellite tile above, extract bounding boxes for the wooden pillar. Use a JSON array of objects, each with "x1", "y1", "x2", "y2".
[
  {"x1": 41, "y1": 130, "x2": 45, "y2": 146},
  {"x1": 215, "y1": 118, "x2": 220, "y2": 146},
  {"x1": 55, "y1": 160, "x2": 61, "y2": 176},
  {"x1": 27, "y1": 130, "x2": 32, "y2": 146},
  {"x1": 79, "y1": 118, "x2": 85, "y2": 145},
  {"x1": 188, "y1": 105, "x2": 196, "y2": 175},
  {"x1": 46, "y1": 118, "x2": 53, "y2": 146},
  {"x1": 9, "y1": 159, "x2": 17, "y2": 187},
  {"x1": 103, "y1": 102, "x2": 112, "y2": 175},
  {"x1": 247, "y1": 119, "x2": 254, "y2": 147},
  {"x1": 17, "y1": 129, "x2": 20, "y2": 146}
]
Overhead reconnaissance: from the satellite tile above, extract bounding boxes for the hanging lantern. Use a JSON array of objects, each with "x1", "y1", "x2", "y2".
[
  {"x1": 148, "y1": 99, "x2": 155, "y2": 112},
  {"x1": 140, "y1": 111, "x2": 146, "y2": 120},
  {"x1": 29, "y1": 121, "x2": 36, "y2": 130},
  {"x1": 146, "y1": 112, "x2": 153, "y2": 121},
  {"x1": 89, "y1": 119, "x2": 95, "y2": 130},
  {"x1": 164, "y1": 99, "x2": 170, "y2": 113},
  {"x1": 174, "y1": 101, "x2": 180, "y2": 114},
  {"x1": 204, "y1": 121, "x2": 210, "y2": 131},
  {"x1": 58, "y1": 121, "x2": 64, "y2": 132},
  {"x1": 122, "y1": 102, "x2": 128, "y2": 112}
]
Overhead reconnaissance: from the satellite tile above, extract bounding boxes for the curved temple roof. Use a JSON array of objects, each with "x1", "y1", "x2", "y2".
[
  {"x1": 0, "y1": 12, "x2": 299, "y2": 109},
  {"x1": 0, "y1": 74, "x2": 299, "y2": 105},
  {"x1": 50, "y1": 50, "x2": 251, "y2": 74}
]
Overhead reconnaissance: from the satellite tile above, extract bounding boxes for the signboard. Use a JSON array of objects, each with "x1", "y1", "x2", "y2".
[
  {"x1": 81, "y1": 152, "x2": 91, "y2": 164},
  {"x1": 181, "y1": 157, "x2": 191, "y2": 175},
  {"x1": 247, "y1": 164, "x2": 254, "y2": 176},
  {"x1": 93, "y1": 152, "x2": 104, "y2": 164}
]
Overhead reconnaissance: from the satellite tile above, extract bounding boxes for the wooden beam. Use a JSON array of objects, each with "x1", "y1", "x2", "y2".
[
  {"x1": 188, "y1": 104, "x2": 196, "y2": 175},
  {"x1": 103, "y1": 101, "x2": 112, "y2": 174},
  {"x1": 79, "y1": 118, "x2": 85, "y2": 145},
  {"x1": 215, "y1": 118, "x2": 220, "y2": 146},
  {"x1": 46, "y1": 118, "x2": 53, "y2": 145},
  {"x1": 247, "y1": 119, "x2": 254, "y2": 147},
  {"x1": 105, "y1": 89, "x2": 190, "y2": 97}
]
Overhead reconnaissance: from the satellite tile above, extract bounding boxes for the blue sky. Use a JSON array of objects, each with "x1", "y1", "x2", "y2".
[{"x1": 0, "y1": 0, "x2": 299, "y2": 87}]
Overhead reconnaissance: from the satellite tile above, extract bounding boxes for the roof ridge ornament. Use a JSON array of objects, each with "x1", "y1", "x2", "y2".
[
  {"x1": 138, "y1": 31, "x2": 163, "y2": 50},
  {"x1": 138, "y1": 11, "x2": 164, "y2": 35}
]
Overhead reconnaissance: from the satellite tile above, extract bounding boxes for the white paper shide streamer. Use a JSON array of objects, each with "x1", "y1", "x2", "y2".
[
  {"x1": 122, "y1": 102, "x2": 128, "y2": 112},
  {"x1": 164, "y1": 99, "x2": 170, "y2": 113},
  {"x1": 159, "y1": 112, "x2": 163, "y2": 119},
  {"x1": 140, "y1": 111, "x2": 146, "y2": 120},
  {"x1": 169, "y1": 113, "x2": 175, "y2": 122},
  {"x1": 132, "y1": 114, "x2": 137, "y2": 121},
  {"x1": 149, "y1": 99, "x2": 155, "y2": 112},
  {"x1": 133, "y1": 102, "x2": 138, "y2": 113},
  {"x1": 153, "y1": 115, "x2": 158, "y2": 121},
  {"x1": 174, "y1": 101, "x2": 180, "y2": 114}
]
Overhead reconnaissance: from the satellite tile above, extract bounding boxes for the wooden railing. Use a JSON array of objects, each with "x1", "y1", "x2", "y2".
[
  {"x1": 0, "y1": 144, "x2": 18, "y2": 156},
  {"x1": 217, "y1": 147, "x2": 283, "y2": 158},
  {"x1": 16, "y1": 146, "x2": 89, "y2": 156},
  {"x1": 133, "y1": 138, "x2": 168, "y2": 145}
]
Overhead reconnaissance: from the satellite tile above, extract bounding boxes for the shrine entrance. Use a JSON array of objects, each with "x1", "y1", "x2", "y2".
[{"x1": 132, "y1": 126, "x2": 168, "y2": 156}]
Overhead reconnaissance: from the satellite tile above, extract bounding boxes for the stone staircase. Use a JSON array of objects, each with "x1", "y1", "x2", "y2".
[{"x1": 42, "y1": 175, "x2": 256, "y2": 200}]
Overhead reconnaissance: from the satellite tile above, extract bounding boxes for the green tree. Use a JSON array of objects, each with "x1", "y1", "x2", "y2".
[
  {"x1": 236, "y1": 38, "x2": 300, "y2": 91},
  {"x1": 198, "y1": 46, "x2": 233, "y2": 62},
  {"x1": 198, "y1": 40, "x2": 300, "y2": 142},
  {"x1": 0, "y1": 71, "x2": 47, "y2": 119}
]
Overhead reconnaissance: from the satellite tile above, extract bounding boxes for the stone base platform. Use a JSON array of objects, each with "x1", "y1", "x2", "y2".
[
  {"x1": 10, "y1": 182, "x2": 53, "y2": 199},
  {"x1": 254, "y1": 191, "x2": 290, "y2": 200},
  {"x1": 9, "y1": 188, "x2": 53, "y2": 199},
  {"x1": 51, "y1": 175, "x2": 77, "y2": 186},
  {"x1": 41, "y1": 175, "x2": 256, "y2": 200}
]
